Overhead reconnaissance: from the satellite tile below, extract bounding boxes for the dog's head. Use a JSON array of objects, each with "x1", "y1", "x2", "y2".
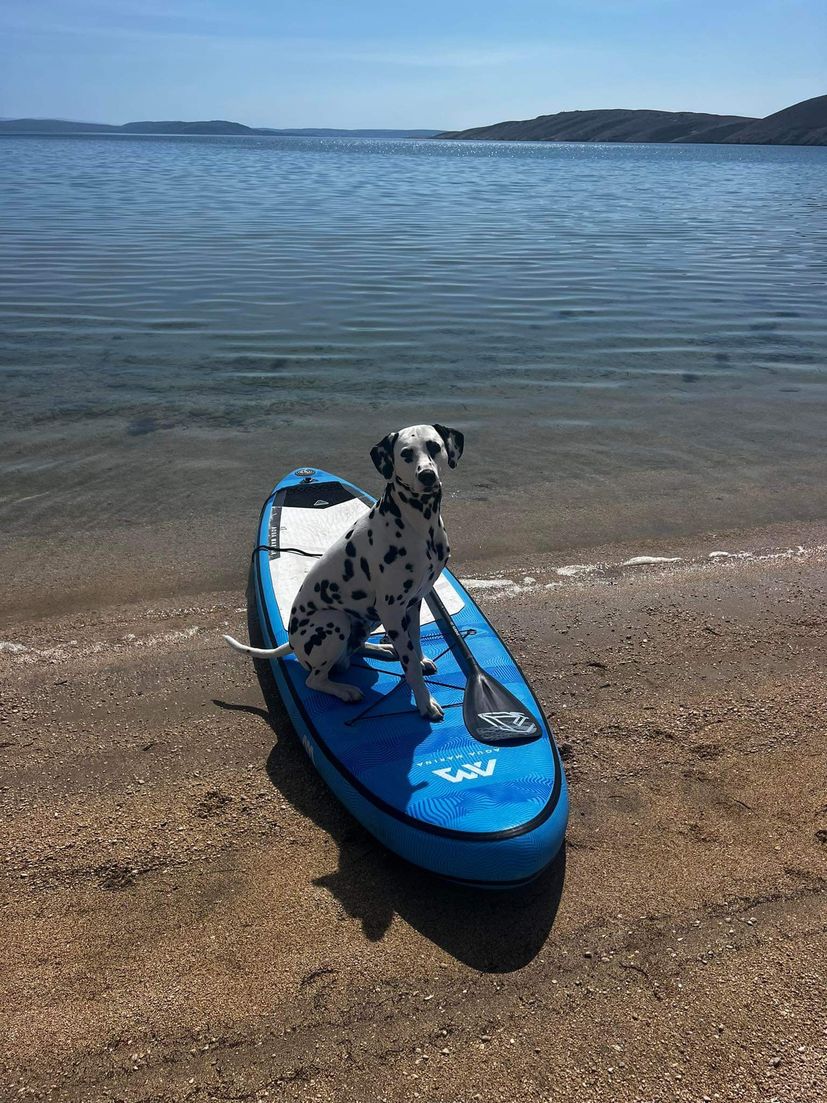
[{"x1": 370, "y1": 423, "x2": 464, "y2": 494}]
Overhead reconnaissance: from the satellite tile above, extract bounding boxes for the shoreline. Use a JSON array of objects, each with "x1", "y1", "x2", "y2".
[
  {"x1": 2, "y1": 516, "x2": 825, "y2": 652},
  {"x1": 3, "y1": 480, "x2": 826, "y2": 627}
]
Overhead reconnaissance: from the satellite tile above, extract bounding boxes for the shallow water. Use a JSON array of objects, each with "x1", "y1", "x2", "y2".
[{"x1": 1, "y1": 135, "x2": 826, "y2": 615}]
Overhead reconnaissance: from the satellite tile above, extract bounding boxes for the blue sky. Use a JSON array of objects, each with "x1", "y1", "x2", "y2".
[{"x1": 1, "y1": 0, "x2": 824, "y2": 128}]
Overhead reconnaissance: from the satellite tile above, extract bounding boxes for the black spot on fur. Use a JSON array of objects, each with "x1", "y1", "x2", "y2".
[
  {"x1": 379, "y1": 489, "x2": 402, "y2": 520},
  {"x1": 352, "y1": 589, "x2": 367, "y2": 600},
  {"x1": 343, "y1": 558, "x2": 354, "y2": 582},
  {"x1": 360, "y1": 557, "x2": 371, "y2": 580},
  {"x1": 318, "y1": 579, "x2": 343, "y2": 605},
  {"x1": 304, "y1": 625, "x2": 328, "y2": 655},
  {"x1": 345, "y1": 540, "x2": 356, "y2": 558},
  {"x1": 433, "y1": 423, "x2": 464, "y2": 468},
  {"x1": 370, "y1": 432, "x2": 398, "y2": 481}
]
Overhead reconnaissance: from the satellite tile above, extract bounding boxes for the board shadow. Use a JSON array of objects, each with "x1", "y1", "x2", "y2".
[{"x1": 213, "y1": 566, "x2": 566, "y2": 972}]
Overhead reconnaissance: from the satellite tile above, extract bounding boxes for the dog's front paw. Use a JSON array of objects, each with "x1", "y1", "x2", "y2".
[
  {"x1": 420, "y1": 657, "x2": 437, "y2": 675},
  {"x1": 337, "y1": 684, "x2": 364, "y2": 703},
  {"x1": 419, "y1": 696, "x2": 444, "y2": 722}
]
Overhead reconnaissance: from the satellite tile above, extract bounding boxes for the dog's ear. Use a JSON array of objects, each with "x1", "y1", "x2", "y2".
[
  {"x1": 433, "y1": 424, "x2": 464, "y2": 469},
  {"x1": 370, "y1": 431, "x2": 398, "y2": 480}
]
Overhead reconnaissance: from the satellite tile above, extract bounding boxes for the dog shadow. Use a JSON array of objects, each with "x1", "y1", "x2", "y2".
[{"x1": 213, "y1": 572, "x2": 566, "y2": 972}]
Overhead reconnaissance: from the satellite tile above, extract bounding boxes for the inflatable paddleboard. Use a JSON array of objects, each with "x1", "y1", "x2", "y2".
[{"x1": 251, "y1": 467, "x2": 568, "y2": 887}]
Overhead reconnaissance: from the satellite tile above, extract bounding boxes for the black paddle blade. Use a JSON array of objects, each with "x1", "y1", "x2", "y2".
[{"x1": 462, "y1": 668, "x2": 543, "y2": 745}]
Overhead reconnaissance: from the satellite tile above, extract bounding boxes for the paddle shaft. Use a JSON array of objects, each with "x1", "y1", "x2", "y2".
[
  {"x1": 424, "y1": 586, "x2": 478, "y2": 674},
  {"x1": 425, "y1": 583, "x2": 544, "y2": 744}
]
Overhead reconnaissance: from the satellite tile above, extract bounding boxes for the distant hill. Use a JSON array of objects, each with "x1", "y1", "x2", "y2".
[
  {"x1": 0, "y1": 118, "x2": 117, "y2": 133},
  {"x1": 437, "y1": 95, "x2": 827, "y2": 146},
  {"x1": 119, "y1": 119, "x2": 255, "y2": 135},
  {"x1": 260, "y1": 128, "x2": 442, "y2": 138},
  {"x1": 721, "y1": 94, "x2": 827, "y2": 146},
  {"x1": 0, "y1": 118, "x2": 442, "y2": 139},
  {"x1": 438, "y1": 109, "x2": 756, "y2": 144}
]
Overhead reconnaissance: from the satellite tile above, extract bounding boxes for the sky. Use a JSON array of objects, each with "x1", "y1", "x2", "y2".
[{"x1": 1, "y1": 0, "x2": 824, "y2": 129}]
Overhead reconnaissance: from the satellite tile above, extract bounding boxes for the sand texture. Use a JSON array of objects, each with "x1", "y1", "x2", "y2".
[{"x1": 1, "y1": 523, "x2": 826, "y2": 1102}]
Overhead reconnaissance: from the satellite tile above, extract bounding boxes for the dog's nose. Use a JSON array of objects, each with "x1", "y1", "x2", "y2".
[{"x1": 418, "y1": 469, "x2": 438, "y2": 488}]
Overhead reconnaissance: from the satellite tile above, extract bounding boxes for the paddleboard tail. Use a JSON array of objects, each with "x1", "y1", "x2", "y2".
[{"x1": 224, "y1": 634, "x2": 292, "y2": 659}]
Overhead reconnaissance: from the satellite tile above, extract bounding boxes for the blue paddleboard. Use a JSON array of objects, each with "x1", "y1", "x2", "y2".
[{"x1": 252, "y1": 467, "x2": 568, "y2": 887}]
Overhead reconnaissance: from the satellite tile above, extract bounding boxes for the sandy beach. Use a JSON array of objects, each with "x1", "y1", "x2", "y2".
[{"x1": 2, "y1": 519, "x2": 825, "y2": 1102}]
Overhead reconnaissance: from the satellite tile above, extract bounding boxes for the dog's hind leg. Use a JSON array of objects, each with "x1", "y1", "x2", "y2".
[{"x1": 297, "y1": 611, "x2": 364, "y2": 704}]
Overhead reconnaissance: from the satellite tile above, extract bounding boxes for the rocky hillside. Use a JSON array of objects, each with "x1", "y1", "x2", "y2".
[
  {"x1": 438, "y1": 94, "x2": 827, "y2": 145},
  {"x1": 722, "y1": 94, "x2": 827, "y2": 145}
]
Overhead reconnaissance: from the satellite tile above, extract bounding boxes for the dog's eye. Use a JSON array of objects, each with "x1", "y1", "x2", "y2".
[
  {"x1": 426, "y1": 440, "x2": 441, "y2": 458},
  {"x1": 400, "y1": 448, "x2": 414, "y2": 462}
]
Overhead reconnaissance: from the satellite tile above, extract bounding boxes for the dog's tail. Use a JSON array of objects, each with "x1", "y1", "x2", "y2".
[{"x1": 223, "y1": 634, "x2": 292, "y2": 659}]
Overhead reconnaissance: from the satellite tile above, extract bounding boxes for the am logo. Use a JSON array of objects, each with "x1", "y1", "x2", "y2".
[
  {"x1": 432, "y1": 760, "x2": 496, "y2": 784},
  {"x1": 479, "y1": 711, "x2": 538, "y2": 736}
]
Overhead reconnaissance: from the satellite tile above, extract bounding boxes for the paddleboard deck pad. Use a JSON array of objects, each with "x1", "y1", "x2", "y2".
[{"x1": 252, "y1": 467, "x2": 568, "y2": 887}]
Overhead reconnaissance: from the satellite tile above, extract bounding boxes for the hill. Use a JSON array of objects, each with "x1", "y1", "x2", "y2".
[
  {"x1": 722, "y1": 94, "x2": 827, "y2": 146},
  {"x1": 0, "y1": 118, "x2": 441, "y2": 139},
  {"x1": 119, "y1": 120, "x2": 255, "y2": 135},
  {"x1": 0, "y1": 118, "x2": 117, "y2": 133},
  {"x1": 260, "y1": 128, "x2": 442, "y2": 138},
  {"x1": 437, "y1": 95, "x2": 827, "y2": 145},
  {"x1": 438, "y1": 108, "x2": 755, "y2": 144}
]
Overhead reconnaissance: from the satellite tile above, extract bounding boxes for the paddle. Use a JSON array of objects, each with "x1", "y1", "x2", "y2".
[{"x1": 424, "y1": 587, "x2": 543, "y2": 745}]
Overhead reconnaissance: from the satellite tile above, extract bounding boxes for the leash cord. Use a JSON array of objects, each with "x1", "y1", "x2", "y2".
[{"x1": 253, "y1": 544, "x2": 322, "y2": 559}]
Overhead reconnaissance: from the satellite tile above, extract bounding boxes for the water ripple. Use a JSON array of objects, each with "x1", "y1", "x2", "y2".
[{"x1": 1, "y1": 135, "x2": 826, "y2": 539}]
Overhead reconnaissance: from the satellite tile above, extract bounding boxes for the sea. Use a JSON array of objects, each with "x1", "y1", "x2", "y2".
[{"x1": 1, "y1": 134, "x2": 825, "y2": 618}]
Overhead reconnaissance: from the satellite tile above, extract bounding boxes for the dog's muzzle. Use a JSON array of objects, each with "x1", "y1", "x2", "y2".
[{"x1": 418, "y1": 469, "x2": 438, "y2": 489}]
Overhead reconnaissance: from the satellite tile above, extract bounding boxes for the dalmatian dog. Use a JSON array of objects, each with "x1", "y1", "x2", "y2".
[{"x1": 225, "y1": 423, "x2": 464, "y2": 721}]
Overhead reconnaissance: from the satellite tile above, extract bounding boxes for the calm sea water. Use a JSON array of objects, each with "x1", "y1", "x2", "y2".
[{"x1": 1, "y1": 135, "x2": 826, "y2": 615}]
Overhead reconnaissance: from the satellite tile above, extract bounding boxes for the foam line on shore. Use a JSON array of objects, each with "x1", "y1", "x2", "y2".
[
  {"x1": 462, "y1": 540, "x2": 824, "y2": 605},
  {"x1": 1, "y1": 541, "x2": 823, "y2": 666},
  {"x1": 0, "y1": 625, "x2": 202, "y2": 665}
]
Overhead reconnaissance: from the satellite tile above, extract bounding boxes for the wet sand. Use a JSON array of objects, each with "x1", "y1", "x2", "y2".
[{"x1": 1, "y1": 521, "x2": 826, "y2": 1102}]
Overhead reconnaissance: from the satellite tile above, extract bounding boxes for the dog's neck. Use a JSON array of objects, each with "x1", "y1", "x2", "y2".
[{"x1": 378, "y1": 480, "x2": 444, "y2": 531}]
